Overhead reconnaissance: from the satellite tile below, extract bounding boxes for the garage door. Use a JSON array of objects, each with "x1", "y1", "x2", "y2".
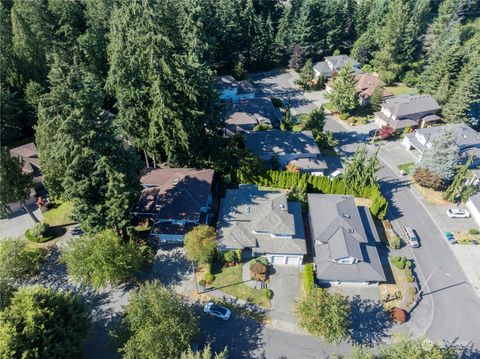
[
  {"x1": 285, "y1": 256, "x2": 300, "y2": 266},
  {"x1": 271, "y1": 256, "x2": 285, "y2": 264}
]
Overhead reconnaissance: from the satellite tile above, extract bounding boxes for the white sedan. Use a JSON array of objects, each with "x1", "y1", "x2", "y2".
[
  {"x1": 203, "y1": 302, "x2": 231, "y2": 321},
  {"x1": 446, "y1": 208, "x2": 471, "y2": 218}
]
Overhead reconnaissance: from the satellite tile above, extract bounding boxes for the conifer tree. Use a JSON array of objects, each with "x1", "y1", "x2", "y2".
[{"x1": 325, "y1": 63, "x2": 358, "y2": 113}]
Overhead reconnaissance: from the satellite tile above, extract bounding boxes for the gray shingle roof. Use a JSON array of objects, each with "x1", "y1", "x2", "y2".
[
  {"x1": 324, "y1": 55, "x2": 360, "y2": 69},
  {"x1": 308, "y1": 194, "x2": 386, "y2": 283},
  {"x1": 215, "y1": 75, "x2": 237, "y2": 90},
  {"x1": 222, "y1": 98, "x2": 279, "y2": 128},
  {"x1": 217, "y1": 185, "x2": 306, "y2": 255},
  {"x1": 288, "y1": 156, "x2": 328, "y2": 171},
  {"x1": 407, "y1": 123, "x2": 480, "y2": 154},
  {"x1": 382, "y1": 95, "x2": 440, "y2": 118},
  {"x1": 245, "y1": 130, "x2": 320, "y2": 157}
]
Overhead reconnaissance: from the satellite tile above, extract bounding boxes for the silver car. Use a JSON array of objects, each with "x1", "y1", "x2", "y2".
[
  {"x1": 204, "y1": 302, "x2": 231, "y2": 321},
  {"x1": 403, "y1": 227, "x2": 419, "y2": 248}
]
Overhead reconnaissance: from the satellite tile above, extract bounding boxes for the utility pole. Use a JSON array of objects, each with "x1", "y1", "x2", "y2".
[{"x1": 408, "y1": 267, "x2": 437, "y2": 313}]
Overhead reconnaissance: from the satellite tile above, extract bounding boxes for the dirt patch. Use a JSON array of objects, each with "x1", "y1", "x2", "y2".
[
  {"x1": 354, "y1": 197, "x2": 372, "y2": 207},
  {"x1": 413, "y1": 183, "x2": 450, "y2": 205}
]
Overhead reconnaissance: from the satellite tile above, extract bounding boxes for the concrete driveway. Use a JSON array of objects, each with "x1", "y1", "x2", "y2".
[
  {"x1": 251, "y1": 69, "x2": 324, "y2": 115},
  {"x1": 0, "y1": 204, "x2": 43, "y2": 240},
  {"x1": 268, "y1": 265, "x2": 301, "y2": 330}
]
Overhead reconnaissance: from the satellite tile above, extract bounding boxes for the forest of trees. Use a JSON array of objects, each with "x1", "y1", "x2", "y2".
[{"x1": 1, "y1": 0, "x2": 479, "y2": 229}]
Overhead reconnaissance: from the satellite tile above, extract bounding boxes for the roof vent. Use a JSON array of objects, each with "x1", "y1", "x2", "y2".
[
  {"x1": 279, "y1": 204, "x2": 286, "y2": 211},
  {"x1": 343, "y1": 213, "x2": 350, "y2": 219},
  {"x1": 349, "y1": 229, "x2": 354, "y2": 234},
  {"x1": 463, "y1": 134, "x2": 468, "y2": 139}
]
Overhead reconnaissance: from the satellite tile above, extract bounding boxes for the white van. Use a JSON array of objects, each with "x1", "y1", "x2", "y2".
[{"x1": 402, "y1": 227, "x2": 419, "y2": 248}]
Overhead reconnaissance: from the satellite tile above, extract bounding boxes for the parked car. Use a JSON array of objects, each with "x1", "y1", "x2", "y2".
[
  {"x1": 328, "y1": 170, "x2": 343, "y2": 180},
  {"x1": 204, "y1": 302, "x2": 231, "y2": 321},
  {"x1": 402, "y1": 227, "x2": 420, "y2": 248},
  {"x1": 446, "y1": 208, "x2": 470, "y2": 218},
  {"x1": 444, "y1": 231, "x2": 457, "y2": 244}
]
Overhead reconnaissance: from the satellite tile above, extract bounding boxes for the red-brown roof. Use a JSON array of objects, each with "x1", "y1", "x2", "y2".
[
  {"x1": 9, "y1": 142, "x2": 41, "y2": 175},
  {"x1": 354, "y1": 73, "x2": 386, "y2": 98}
]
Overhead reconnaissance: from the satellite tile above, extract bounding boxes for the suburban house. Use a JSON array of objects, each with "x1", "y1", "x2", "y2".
[
  {"x1": 9, "y1": 143, "x2": 44, "y2": 212},
  {"x1": 313, "y1": 54, "x2": 361, "y2": 78},
  {"x1": 216, "y1": 184, "x2": 307, "y2": 266},
  {"x1": 131, "y1": 168, "x2": 214, "y2": 242},
  {"x1": 216, "y1": 75, "x2": 256, "y2": 103},
  {"x1": 222, "y1": 98, "x2": 281, "y2": 136},
  {"x1": 244, "y1": 130, "x2": 327, "y2": 175},
  {"x1": 308, "y1": 194, "x2": 386, "y2": 285},
  {"x1": 374, "y1": 94, "x2": 441, "y2": 131},
  {"x1": 325, "y1": 73, "x2": 392, "y2": 106},
  {"x1": 466, "y1": 193, "x2": 480, "y2": 226},
  {"x1": 402, "y1": 123, "x2": 480, "y2": 166}
]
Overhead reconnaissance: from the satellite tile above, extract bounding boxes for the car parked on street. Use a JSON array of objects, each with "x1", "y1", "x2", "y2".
[
  {"x1": 444, "y1": 231, "x2": 457, "y2": 244},
  {"x1": 446, "y1": 208, "x2": 471, "y2": 218},
  {"x1": 204, "y1": 302, "x2": 231, "y2": 321},
  {"x1": 402, "y1": 227, "x2": 420, "y2": 248}
]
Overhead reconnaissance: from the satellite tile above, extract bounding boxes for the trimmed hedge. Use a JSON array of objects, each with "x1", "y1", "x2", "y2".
[
  {"x1": 256, "y1": 170, "x2": 388, "y2": 218},
  {"x1": 25, "y1": 229, "x2": 53, "y2": 243},
  {"x1": 262, "y1": 288, "x2": 273, "y2": 299},
  {"x1": 303, "y1": 263, "x2": 315, "y2": 293},
  {"x1": 391, "y1": 256, "x2": 407, "y2": 270}
]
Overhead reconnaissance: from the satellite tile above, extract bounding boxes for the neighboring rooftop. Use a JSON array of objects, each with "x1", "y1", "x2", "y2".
[
  {"x1": 406, "y1": 123, "x2": 480, "y2": 155},
  {"x1": 9, "y1": 142, "x2": 41, "y2": 175},
  {"x1": 215, "y1": 75, "x2": 255, "y2": 94},
  {"x1": 288, "y1": 156, "x2": 328, "y2": 172},
  {"x1": 245, "y1": 130, "x2": 320, "y2": 157},
  {"x1": 133, "y1": 168, "x2": 214, "y2": 221},
  {"x1": 381, "y1": 94, "x2": 440, "y2": 118},
  {"x1": 217, "y1": 185, "x2": 306, "y2": 255},
  {"x1": 222, "y1": 98, "x2": 280, "y2": 129},
  {"x1": 308, "y1": 194, "x2": 386, "y2": 283},
  {"x1": 325, "y1": 55, "x2": 360, "y2": 69},
  {"x1": 354, "y1": 73, "x2": 392, "y2": 98}
]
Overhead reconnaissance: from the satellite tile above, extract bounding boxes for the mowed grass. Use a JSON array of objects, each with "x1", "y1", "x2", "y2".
[
  {"x1": 385, "y1": 83, "x2": 418, "y2": 96},
  {"x1": 43, "y1": 202, "x2": 74, "y2": 226},
  {"x1": 397, "y1": 162, "x2": 415, "y2": 175},
  {"x1": 212, "y1": 264, "x2": 271, "y2": 308}
]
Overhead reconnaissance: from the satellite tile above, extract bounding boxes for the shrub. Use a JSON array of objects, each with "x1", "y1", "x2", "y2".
[
  {"x1": 408, "y1": 287, "x2": 418, "y2": 295},
  {"x1": 391, "y1": 256, "x2": 406, "y2": 270},
  {"x1": 254, "y1": 256, "x2": 269, "y2": 267},
  {"x1": 339, "y1": 113, "x2": 349, "y2": 121},
  {"x1": 262, "y1": 288, "x2": 273, "y2": 299},
  {"x1": 224, "y1": 250, "x2": 236, "y2": 263},
  {"x1": 199, "y1": 279, "x2": 206, "y2": 287},
  {"x1": 468, "y1": 228, "x2": 480, "y2": 235},
  {"x1": 389, "y1": 235, "x2": 401, "y2": 249},
  {"x1": 391, "y1": 307, "x2": 407, "y2": 324},
  {"x1": 30, "y1": 222, "x2": 49, "y2": 238},
  {"x1": 379, "y1": 125, "x2": 395, "y2": 140},
  {"x1": 405, "y1": 269, "x2": 415, "y2": 283},
  {"x1": 405, "y1": 260, "x2": 412, "y2": 269},
  {"x1": 414, "y1": 167, "x2": 446, "y2": 191},
  {"x1": 253, "y1": 123, "x2": 272, "y2": 131},
  {"x1": 271, "y1": 97, "x2": 283, "y2": 108},
  {"x1": 303, "y1": 263, "x2": 315, "y2": 293},
  {"x1": 204, "y1": 272, "x2": 214, "y2": 285},
  {"x1": 236, "y1": 249, "x2": 242, "y2": 263}
]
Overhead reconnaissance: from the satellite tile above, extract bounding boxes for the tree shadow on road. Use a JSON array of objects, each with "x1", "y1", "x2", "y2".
[
  {"x1": 151, "y1": 246, "x2": 191, "y2": 287},
  {"x1": 377, "y1": 176, "x2": 412, "y2": 221},
  {"x1": 195, "y1": 299, "x2": 266, "y2": 359},
  {"x1": 443, "y1": 339, "x2": 480, "y2": 358},
  {"x1": 349, "y1": 295, "x2": 393, "y2": 346}
]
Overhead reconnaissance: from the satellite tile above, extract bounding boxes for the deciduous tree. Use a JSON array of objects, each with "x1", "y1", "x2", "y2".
[
  {"x1": 184, "y1": 225, "x2": 217, "y2": 265},
  {"x1": 60, "y1": 230, "x2": 145, "y2": 290},
  {"x1": 119, "y1": 281, "x2": 199, "y2": 359}
]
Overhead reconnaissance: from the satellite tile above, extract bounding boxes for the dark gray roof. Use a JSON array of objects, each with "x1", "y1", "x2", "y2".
[
  {"x1": 308, "y1": 194, "x2": 386, "y2": 283},
  {"x1": 217, "y1": 185, "x2": 306, "y2": 255},
  {"x1": 313, "y1": 61, "x2": 332, "y2": 76},
  {"x1": 216, "y1": 75, "x2": 237, "y2": 90},
  {"x1": 222, "y1": 98, "x2": 279, "y2": 128},
  {"x1": 324, "y1": 55, "x2": 360, "y2": 69},
  {"x1": 238, "y1": 80, "x2": 256, "y2": 94},
  {"x1": 245, "y1": 130, "x2": 320, "y2": 157},
  {"x1": 407, "y1": 124, "x2": 480, "y2": 154},
  {"x1": 382, "y1": 95, "x2": 440, "y2": 118},
  {"x1": 288, "y1": 156, "x2": 328, "y2": 171}
]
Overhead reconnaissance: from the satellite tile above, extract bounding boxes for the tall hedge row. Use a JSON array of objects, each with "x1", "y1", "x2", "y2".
[{"x1": 258, "y1": 170, "x2": 388, "y2": 219}]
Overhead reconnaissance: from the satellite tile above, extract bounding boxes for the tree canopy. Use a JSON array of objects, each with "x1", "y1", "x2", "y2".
[
  {"x1": 184, "y1": 225, "x2": 217, "y2": 265},
  {"x1": 118, "y1": 280, "x2": 199, "y2": 359},
  {"x1": 325, "y1": 63, "x2": 358, "y2": 113},
  {"x1": 60, "y1": 229, "x2": 145, "y2": 290},
  {"x1": 0, "y1": 286, "x2": 91, "y2": 359}
]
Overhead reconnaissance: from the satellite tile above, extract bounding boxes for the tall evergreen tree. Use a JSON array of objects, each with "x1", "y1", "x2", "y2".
[
  {"x1": 249, "y1": 16, "x2": 276, "y2": 70},
  {"x1": 36, "y1": 59, "x2": 141, "y2": 233},
  {"x1": 325, "y1": 63, "x2": 358, "y2": 113},
  {"x1": 107, "y1": 0, "x2": 219, "y2": 166}
]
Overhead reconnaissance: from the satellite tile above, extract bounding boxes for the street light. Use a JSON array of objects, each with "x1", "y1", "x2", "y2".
[{"x1": 192, "y1": 260, "x2": 199, "y2": 294}]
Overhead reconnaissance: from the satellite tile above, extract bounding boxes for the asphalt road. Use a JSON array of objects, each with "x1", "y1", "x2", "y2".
[{"x1": 326, "y1": 117, "x2": 480, "y2": 351}]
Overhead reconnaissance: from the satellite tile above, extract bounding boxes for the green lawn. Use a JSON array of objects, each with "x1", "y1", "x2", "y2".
[
  {"x1": 385, "y1": 83, "x2": 418, "y2": 96},
  {"x1": 211, "y1": 264, "x2": 271, "y2": 308},
  {"x1": 43, "y1": 202, "x2": 74, "y2": 226},
  {"x1": 397, "y1": 162, "x2": 415, "y2": 175}
]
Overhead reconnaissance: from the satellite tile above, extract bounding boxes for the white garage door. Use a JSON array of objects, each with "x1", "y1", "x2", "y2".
[
  {"x1": 285, "y1": 256, "x2": 300, "y2": 266},
  {"x1": 270, "y1": 256, "x2": 286, "y2": 264}
]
